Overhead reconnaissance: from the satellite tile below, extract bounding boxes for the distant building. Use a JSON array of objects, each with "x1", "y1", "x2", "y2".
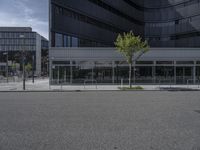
[{"x1": 0, "y1": 27, "x2": 48, "y2": 77}]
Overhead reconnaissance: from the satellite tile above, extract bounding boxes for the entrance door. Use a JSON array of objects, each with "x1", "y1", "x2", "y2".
[
  {"x1": 176, "y1": 67, "x2": 193, "y2": 84},
  {"x1": 59, "y1": 66, "x2": 71, "y2": 84},
  {"x1": 52, "y1": 66, "x2": 71, "y2": 84}
]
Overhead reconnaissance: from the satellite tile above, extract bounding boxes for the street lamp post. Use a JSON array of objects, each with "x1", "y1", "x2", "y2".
[
  {"x1": 3, "y1": 52, "x2": 8, "y2": 83},
  {"x1": 22, "y1": 52, "x2": 25, "y2": 90},
  {"x1": 47, "y1": 58, "x2": 49, "y2": 77},
  {"x1": 32, "y1": 55, "x2": 34, "y2": 83},
  {"x1": 20, "y1": 34, "x2": 26, "y2": 90}
]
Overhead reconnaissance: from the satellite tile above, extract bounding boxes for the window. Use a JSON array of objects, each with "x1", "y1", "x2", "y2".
[
  {"x1": 72, "y1": 37, "x2": 78, "y2": 47},
  {"x1": 55, "y1": 33, "x2": 63, "y2": 47},
  {"x1": 64, "y1": 35, "x2": 71, "y2": 47}
]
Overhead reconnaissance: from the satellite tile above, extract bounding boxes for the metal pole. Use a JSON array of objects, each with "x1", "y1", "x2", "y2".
[
  {"x1": 32, "y1": 55, "x2": 34, "y2": 83},
  {"x1": 57, "y1": 66, "x2": 59, "y2": 84},
  {"x1": 133, "y1": 65, "x2": 136, "y2": 84},
  {"x1": 23, "y1": 52, "x2": 25, "y2": 90},
  {"x1": 49, "y1": 59, "x2": 52, "y2": 89},
  {"x1": 6, "y1": 53, "x2": 8, "y2": 83},
  {"x1": 47, "y1": 61, "x2": 49, "y2": 77},
  {"x1": 193, "y1": 65, "x2": 196, "y2": 85},
  {"x1": 183, "y1": 67, "x2": 185, "y2": 84}
]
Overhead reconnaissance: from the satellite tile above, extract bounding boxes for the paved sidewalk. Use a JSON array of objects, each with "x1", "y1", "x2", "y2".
[{"x1": 0, "y1": 78, "x2": 200, "y2": 91}]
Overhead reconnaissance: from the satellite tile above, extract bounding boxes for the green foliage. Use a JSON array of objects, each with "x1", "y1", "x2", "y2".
[
  {"x1": 114, "y1": 31, "x2": 149, "y2": 64},
  {"x1": 115, "y1": 31, "x2": 149, "y2": 88},
  {"x1": 11, "y1": 63, "x2": 17, "y2": 70},
  {"x1": 25, "y1": 63, "x2": 32, "y2": 73}
]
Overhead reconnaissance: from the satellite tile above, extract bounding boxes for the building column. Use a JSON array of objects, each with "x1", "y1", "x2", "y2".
[
  {"x1": 92, "y1": 64, "x2": 94, "y2": 83},
  {"x1": 112, "y1": 61, "x2": 115, "y2": 84},
  {"x1": 35, "y1": 34, "x2": 41, "y2": 76},
  {"x1": 174, "y1": 61, "x2": 176, "y2": 84},
  {"x1": 47, "y1": 61, "x2": 49, "y2": 77},
  {"x1": 152, "y1": 66, "x2": 154, "y2": 84},
  {"x1": 70, "y1": 61, "x2": 73, "y2": 84},
  {"x1": 57, "y1": 66, "x2": 59, "y2": 84},
  {"x1": 49, "y1": 58, "x2": 54, "y2": 84},
  {"x1": 152, "y1": 61, "x2": 156, "y2": 84},
  {"x1": 183, "y1": 67, "x2": 185, "y2": 84},
  {"x1": 193, "y1": 62, "x2": 196, "y2": 84},
  {"x1": 49, "y1": 59, "x2": 52, "y2": 85},
  {"x1": 64, "y1": 68, "x2": 67, "y2": 83}
]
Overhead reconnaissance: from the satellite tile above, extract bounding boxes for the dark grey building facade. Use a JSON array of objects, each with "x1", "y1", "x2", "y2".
[
  {"x1": 0, "y1": 27, "x2": 48, "y2": 76},
  {"x1": 50, "y1": 0, "x2": 200, "y2": 48},
  {"x1": 49, "y1": 0, "x2": 200, "y2": 85},
  {"x1": 144, "y1": 0, "x2": 200, "y2": 47},
  {"x1": 50, "y1": 0, "x2": 144, "y2": 47}
]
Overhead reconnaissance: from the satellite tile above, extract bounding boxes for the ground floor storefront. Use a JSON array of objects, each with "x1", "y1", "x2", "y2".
[
  {"x1": 50, "y1": 60, "x2": 200, "y2": 85},
  {"x1": 49, "y1": 47, "x2": 200, "y2": 85}
]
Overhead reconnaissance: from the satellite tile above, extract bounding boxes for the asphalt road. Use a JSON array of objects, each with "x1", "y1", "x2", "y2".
[{"x1": 0, "y1": 91, "x2": 200, "y2": 150}]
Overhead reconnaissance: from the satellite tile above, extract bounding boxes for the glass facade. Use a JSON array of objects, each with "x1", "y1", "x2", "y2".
[
  {"x1": 0, "y1": 28, "x2": 49, "y2": 76},
  {"x1": 55, "y1": 33, "x2": 63, "y2": 47},
  {"x1": 53, "y1": 32, "x2": 108, "y2": 47},
  {"x1": 49, "y1": 0, "x2": 200, "y2": 85},
  {"x1": 0, "y1": 31, "x2": 37, "y2": 71},
  {"x1": 144, "y1": 0, "x2": 200, "y2": 47},
  {"x1": 50, "y1": 0, "x2": 143, "y2": 47},
  {"x1": 50, "y1": 60, "x2": 200, "y2": 85},
  {"x1": 51, "y1": 0, "x2": 200, "y2": 48},
  {"x1": 0, "y1": 32, "x2": 36, "y2": 51}
]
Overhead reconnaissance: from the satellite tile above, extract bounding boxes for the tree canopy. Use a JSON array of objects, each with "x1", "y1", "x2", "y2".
[{"x1": 115, "y1": 31, "x2": 149, "y2": 64}]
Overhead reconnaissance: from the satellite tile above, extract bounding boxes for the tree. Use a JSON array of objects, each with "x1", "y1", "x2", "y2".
[
  {"x1": 11, "y1": 63, "x2": 17, "y2": 72},
  {"x1": 115, "y1": 31, "x2": 149, "y2": 88},
  {"x1": 25, "y1": 63, "x2": 32, "y2": 76}
]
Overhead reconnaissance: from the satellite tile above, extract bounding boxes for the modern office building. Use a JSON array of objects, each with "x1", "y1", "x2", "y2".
[
  {"x1": 0, "y1": 27, "x2": 48, "y2": 77},
  {"x1": 144, "y1": 0, "x2": 200, "y2": 47},
  {"x1": 49, "y1": 0, "x2": 200, "y2": 85}
]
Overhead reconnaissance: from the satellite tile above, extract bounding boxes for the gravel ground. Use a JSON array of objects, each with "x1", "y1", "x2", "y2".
[{"x1": 0, "y1": 91, "x2": 200, "y2": 150}]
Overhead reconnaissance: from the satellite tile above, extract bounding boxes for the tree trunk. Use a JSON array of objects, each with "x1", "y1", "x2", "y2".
[
  {"x1": 133, "y1": 61, "x2": 135, "y2": 84},
  {"x1": 129, "y1": 62, "x2": 132, "y2": 88}
]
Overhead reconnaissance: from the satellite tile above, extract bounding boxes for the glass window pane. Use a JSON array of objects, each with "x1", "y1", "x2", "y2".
[
  {"x1": 64, "y1": 35, "x2": 71, "y2": 47},
  {"x1": 55, "y1": 33, "x2": 63, "y2": 47},
  {"x1": 72, "y1": 37, "x2": 78, "y2": 47}
]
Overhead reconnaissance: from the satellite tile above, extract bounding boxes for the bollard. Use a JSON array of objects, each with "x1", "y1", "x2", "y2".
[{"x1": 121, "y1": 78, "x2": 124, "y2": 88}]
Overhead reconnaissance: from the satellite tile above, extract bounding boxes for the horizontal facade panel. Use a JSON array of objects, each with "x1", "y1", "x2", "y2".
[
  {"x1": 53, "y1": 16, "x2": 118, "y2": 45},
  {"x1": 101, "y1": 0, "x2": 144, "y2": 21},
  {"x1": 50, "y1": 47, "x2": 200, "y2": 61},
  {"x1": 52, "y1": 0, "x2": 143, "y2": 29}
]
